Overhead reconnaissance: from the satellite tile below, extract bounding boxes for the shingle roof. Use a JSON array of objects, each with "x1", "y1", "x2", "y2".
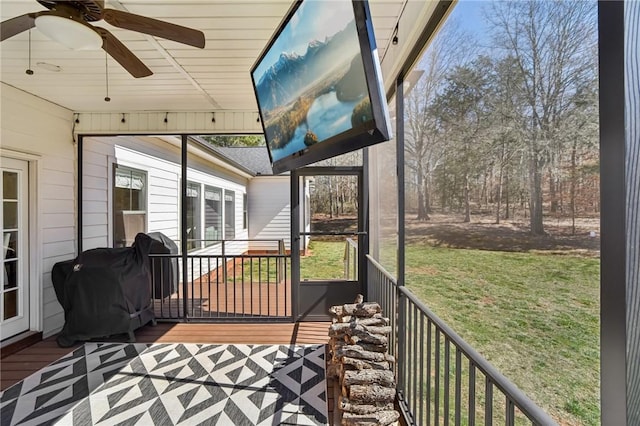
[{"x1": 210, "y1": 146, "x2": 276, "y2": 176}]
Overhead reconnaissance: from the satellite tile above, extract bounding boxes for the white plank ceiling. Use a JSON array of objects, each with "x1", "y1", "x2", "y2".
[{"x1": 0, "y1": 0, "x2": 408, "y2": 114}]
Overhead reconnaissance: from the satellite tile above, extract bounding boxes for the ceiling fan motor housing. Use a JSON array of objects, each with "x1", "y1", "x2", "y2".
[{"x1": 36, "y1": 0, "x2": 104, "y2": 22}]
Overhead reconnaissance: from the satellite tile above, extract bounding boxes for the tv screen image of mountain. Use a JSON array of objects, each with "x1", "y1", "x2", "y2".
[{"x1": 251, "y1": 0, "x2": 391, "y2": 173}]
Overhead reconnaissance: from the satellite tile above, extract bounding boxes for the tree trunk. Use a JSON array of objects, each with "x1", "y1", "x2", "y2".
[
  {"x1": 441, "y1": 163, "x2": 448, "y2": 210},
  {"x1": 417, "y1": 162, "x2": 429, "y2": 220},
  {"x1": 496, "y1": 142, "x2": 505, "y2": 224},
  {"x1": 481, "y1": 170, "x2": 488, "y2": 208},
  {"x1": 329, "y1": 178, "x2": 334, "y2": 219},
  {"x1": 529, "y1": 151, "x2": 545, "y2": 235},
  {"x1": 463, "y1": 172, "x2": 471, "y2": 222},
  {"x1": 424, "y1": 173, "x2": 432, "y2": 216},
  {"x1": 570, "y1": 137, "x2": 578, "y2": 235},
  {"x1": 549, "y1": 168, "x2": 558, "y2": 213},
  {"x1": 504, "y1": 168, "x2": 510, "y2": 220}
]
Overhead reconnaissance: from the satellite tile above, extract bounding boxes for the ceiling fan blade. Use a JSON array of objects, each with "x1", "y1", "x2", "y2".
[
  {"x1": 102, "y1": 9, "x2": 205, "y2": 48},
  {"x1": 1, "y1": 13, "x2": 36, "y2": 42},
  {"x1": 94, "y1": 27, "x2": 153, "y2": 78}
]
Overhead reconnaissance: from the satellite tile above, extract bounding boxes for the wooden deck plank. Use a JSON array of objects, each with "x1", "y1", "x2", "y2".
[
  {"x1": 1, "y1": 321, "x2": 336, "y2": 423},
  {"x1": 0, "y1": 322, "x2": 336, "y2": 424},
  {"x1": 1, "y1": 322, "x2": 330, "y2": 388}
]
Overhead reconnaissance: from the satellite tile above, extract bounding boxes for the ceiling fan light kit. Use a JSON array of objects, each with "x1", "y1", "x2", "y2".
[{"x1": 35, "y1": 15, "x2": 102, "y2": 50}]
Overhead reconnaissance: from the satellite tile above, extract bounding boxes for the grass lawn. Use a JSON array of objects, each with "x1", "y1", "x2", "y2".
[
  {"x1": 404, "y1": 245, "x2": 600, "y2": 425},
  {"x1": 230, "y1": 237, "x2": 599, "y2": 424},
  {"x1": 227, "y1": 240, "x2": 348, "y2": 282},
  {"x1": 300, "y1": 240, "x2": 348, "y2": 280}
]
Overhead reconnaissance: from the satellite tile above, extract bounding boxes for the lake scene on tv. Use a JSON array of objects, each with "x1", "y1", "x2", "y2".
[{"x1": 253, "y1": 0, "x2": 373, "y2": 163}]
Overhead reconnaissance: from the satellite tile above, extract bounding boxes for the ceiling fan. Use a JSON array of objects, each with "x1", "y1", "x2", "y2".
[{"x1": 0, "y1": 0, "x2": 205, "y2": 78}]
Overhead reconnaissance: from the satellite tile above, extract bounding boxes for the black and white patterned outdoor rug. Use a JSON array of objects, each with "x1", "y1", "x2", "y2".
[{"x1": 0, "y1": 342, "x2": 328, "y2": 425}]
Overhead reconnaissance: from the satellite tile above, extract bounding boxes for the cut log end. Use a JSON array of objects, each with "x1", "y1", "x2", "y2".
[
  {"x1": 341, "y1": 410, "x2": 400, "y2": 426},
  {"x1": 348, "y1": 384, "x2": 396, "y2": 404}
]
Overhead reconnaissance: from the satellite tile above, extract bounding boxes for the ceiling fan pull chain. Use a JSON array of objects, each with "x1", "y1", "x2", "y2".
[
  {"x1": 104, "y1": 49, "x2": 111, "y2": 102},
  {"x1": 26, "y1": 29, "x2": 34, "y2": 75}
]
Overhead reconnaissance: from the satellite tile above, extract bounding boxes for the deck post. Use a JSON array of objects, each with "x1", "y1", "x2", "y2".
[
  {"x1": 291, "y1": 170, "x2": 300, "y2": 321},
  {"x1": 599, "y1": 1, "x2": 640, "y2": 423},
  {"x1": 77, "y1": 135, "x2": 83, "y2": 254},
  {"x1": 181, "y1": 134, "x2": 188, "y2": 321},
  {"x1": 395, "y1": 74, "x2": 407, "y2": 393}
]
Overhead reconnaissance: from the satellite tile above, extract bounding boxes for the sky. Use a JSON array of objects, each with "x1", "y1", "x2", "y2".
[
  {"x1": 456, "y1": 0, "x2": 490, "y2": 38},
  {"x1": 253, "y1": 0, "x2": 355, "y2": 82}
]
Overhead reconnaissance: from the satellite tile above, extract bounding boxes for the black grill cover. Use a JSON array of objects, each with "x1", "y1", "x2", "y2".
[
  {"x1": 147, "y1": 232, "x2": 179, "y2": 299},
  {"x1": 52, "y1": 233, "x2": 156, "y2": 347}
]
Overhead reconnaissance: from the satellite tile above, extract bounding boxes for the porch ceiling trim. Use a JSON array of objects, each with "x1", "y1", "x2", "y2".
[{"x1": 73, "y1": 110, "x2": 263, "y2": 135}]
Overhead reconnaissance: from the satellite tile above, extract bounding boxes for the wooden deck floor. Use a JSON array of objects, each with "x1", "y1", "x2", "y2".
[{"x1": 1, "y1": 322, "x2": 337, "y2": 425}]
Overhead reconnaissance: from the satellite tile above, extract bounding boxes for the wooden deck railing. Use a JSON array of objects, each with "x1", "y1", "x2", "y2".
[{"x1": 150, "y1": 239, "x2": 291, "y2": 321}]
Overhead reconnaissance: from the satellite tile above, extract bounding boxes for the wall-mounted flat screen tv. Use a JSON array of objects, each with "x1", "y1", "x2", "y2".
[{"x1": 251, "y1": 0, "x2": 392, "y2": 174}]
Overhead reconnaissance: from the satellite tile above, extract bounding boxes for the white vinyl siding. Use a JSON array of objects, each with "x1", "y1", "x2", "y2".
[
  {"x1": 247, "y1": 176, "x2": 291, "y2": 251},
  {"x1": 1, "y1": 83, "x2": 75, "y2": 338}
]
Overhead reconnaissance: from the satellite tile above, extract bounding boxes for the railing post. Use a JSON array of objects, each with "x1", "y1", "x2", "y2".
[
  {"x1": 222, "y1": 240, "x2": 227, "y2": 287},
  {"x1": 277, "y1": 239, "x2": 284, "y2": 283}
]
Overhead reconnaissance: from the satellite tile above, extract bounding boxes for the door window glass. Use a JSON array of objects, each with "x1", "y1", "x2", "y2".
[
  {"x1": 113, "y1": 166, "x2": 147, "y2": 247},
  {"x1": 204, "y1": 186, "x2": 222, "y2": 246},
  {"x1": 224, "y1": 191, "x2": 235, "y2": 240},
  {"x1": 186, "y1": 182, "x2": 202, "y2": 250}
]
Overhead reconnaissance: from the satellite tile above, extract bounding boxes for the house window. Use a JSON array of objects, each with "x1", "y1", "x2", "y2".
[
  {"x1": 204, "y1": 185, "x2": 222, "y2": 246},
  {"x1": 243, "y1": 193, "x2": 248, "y2": 230},
  {"x1": 186, "y1": 181, "x2": 201, "y2": 251},
  {"x1": 113, "y1": 166, "x2": 147, "y2": 248},
  {"x1": 224, "y1": 191, "x2": 235, "y2": 240}
]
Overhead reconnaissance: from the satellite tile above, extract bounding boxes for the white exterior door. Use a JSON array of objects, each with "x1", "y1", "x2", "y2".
[{"x1": 1, "y1": 157, "x2": 30, "y2": 339}]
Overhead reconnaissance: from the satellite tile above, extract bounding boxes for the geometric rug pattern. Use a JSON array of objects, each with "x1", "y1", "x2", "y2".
[{"x1": 0, "y1": 342, "x2": 327, "y2": 425}]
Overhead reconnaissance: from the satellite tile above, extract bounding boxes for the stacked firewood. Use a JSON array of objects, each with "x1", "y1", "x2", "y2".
[{"x1": 328, "y1": 296, "x2": 400, "y2": 426}]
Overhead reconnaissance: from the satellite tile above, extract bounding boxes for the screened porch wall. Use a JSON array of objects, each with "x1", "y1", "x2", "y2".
[{"x1": 368, "y1": 100, "x2": 399, "y2": 278}]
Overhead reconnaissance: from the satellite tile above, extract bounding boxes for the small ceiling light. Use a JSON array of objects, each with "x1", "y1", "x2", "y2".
[
  {"x1": 392, "y1": 25, "x2": 399, "y2": 45},
  {"x1": 35, "y1": 15, "x2": 103, "y2": 51},
  {"x1": 26, "y1": 29, "x2": 34, "y2": 75},
  {"x1": 36, "y1": 62, "x2": 62, "y2": 72}
]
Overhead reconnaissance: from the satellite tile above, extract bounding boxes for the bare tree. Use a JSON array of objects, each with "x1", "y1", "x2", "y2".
[
  {"x1": 404, "y1": 19, "x2": 473, "y2": 221},
  {"x1": 486, "y1": 0, "x2": 598, "y2": 234}
]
